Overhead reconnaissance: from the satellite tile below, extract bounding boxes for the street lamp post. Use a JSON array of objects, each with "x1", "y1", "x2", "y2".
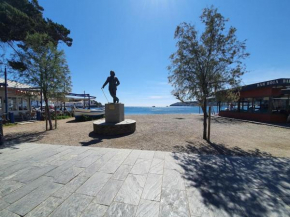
[{"x1": 4, "y1": 67, "x2": 8, "y2": 120}]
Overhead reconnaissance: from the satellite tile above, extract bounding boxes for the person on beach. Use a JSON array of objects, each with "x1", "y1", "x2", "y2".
[{"x1": 102, "y1": 70, "x2": 120, "y2": 103}]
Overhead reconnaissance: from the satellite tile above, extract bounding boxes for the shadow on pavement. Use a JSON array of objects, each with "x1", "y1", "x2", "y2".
[
  {"x1": 172, "y1": 141, "x2": 290, "y2": 216},
  {"x1": 0, "y1": 131, "x2": 46, "y2": 153},
  {"x1": 2, "y1": 131, "x2": 46, "y2": 145},
  {"x1": 174, "y1": 141, "x2": 273, "y2": 157},
  {"x1": 80, "y1": 131, "x2": 131, "y2": 146},
  {"x1": 66, "y1": 119, "x2": 78, "y2": 124}
]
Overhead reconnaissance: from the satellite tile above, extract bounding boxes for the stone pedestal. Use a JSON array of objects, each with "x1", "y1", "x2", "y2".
[
  {"x1": 105, "y1": 103, "x2": 124, "y2": 123},
  {"x1": 93, "y1": 119, "x2": 136, "y2": 135},
  {"x1": 93, "y1": 103, "x2": 136, "y2": 135}
]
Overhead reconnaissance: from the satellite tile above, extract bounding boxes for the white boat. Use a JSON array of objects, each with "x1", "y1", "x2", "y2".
[{"x1": 74, "y1": 108, "x2": 104, "y2": 121}]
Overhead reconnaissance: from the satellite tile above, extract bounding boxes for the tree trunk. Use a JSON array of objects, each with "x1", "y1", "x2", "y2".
[
  {"x1": 202, "y1": 99, "x2": 208, "y2": 140},
  {"x1": 44, "y1": 96, "x2": 53, "y2": 130}
]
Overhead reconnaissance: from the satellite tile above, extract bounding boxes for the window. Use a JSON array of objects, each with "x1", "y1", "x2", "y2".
[
  {"x1": 253, "y1": 98, "x2": 261, "y2": 112},
  {"x1": 240, "y1": 98, "x2": 252, "y2": 112},
  {"x1": 18, "y1": 98, "x2": 23, "y2": 110},
  {"x1": 23, "y1": 99, "x2": 28, "y2": 110},
  {"x1": 272, "y1": 98, "x2": 287, "y2": 114},
  {"x1": 8, "y1": 97, "x2": 17, "y2": 111},
  {"x1": 260, "y1": 97, "x2": 269, "y2": 113}
]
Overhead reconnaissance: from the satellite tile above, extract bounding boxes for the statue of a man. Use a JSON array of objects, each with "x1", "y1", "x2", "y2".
[{"x1": 102, "y1": 70, "x2": 120, "y2": 103}]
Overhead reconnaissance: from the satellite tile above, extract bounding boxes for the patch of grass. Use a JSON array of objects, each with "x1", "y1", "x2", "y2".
[
  {"x1": 3, "y1": 123, "x2": 17, "y2": 127},
  {"x1": 56, "y1": 115, "x2": 72, "y2": 120},
  {"x1": 75, "y1": 115, "x2": 104, "y2": 122},
  {"x1": 50, "y1": 115, "x2": 72, "y2": 120}
]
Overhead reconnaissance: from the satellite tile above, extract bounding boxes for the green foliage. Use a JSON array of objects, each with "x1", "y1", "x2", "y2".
[
  {"x1": 91, "y1": 100, "x2": 103, "y2": 107},
  {"x1": 169, "y1": 6, "x2": 249, "y2": 103},
  {"x1": 0, "y1": 0, "x2": 72, "y2": 46},
  {"x1": 3, "y1": 123, "x2": 17, "y2": 127},
  {"x1": 11, "y1": 33, "x2": 72, "y2": 97},
  {"x1": 76, "y1": 115, "x2": 104, "y2": 122},
  {"x1": 57, "y1": 115, "x2": 72, "y2": 120},
  {"x1": 168, "y1": 6, "x2": 249, "y2": 139},
  {"x1": 11, "y1": 33, "x2": 72, "y2": 130},
  {"x1": 51, "y1": 115, "x2": 72, "y2": 120}
]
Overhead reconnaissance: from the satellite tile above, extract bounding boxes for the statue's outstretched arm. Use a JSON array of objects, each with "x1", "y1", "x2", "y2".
[{"x1": 102, "y1": 78, "x2": 109, "y2": 88}]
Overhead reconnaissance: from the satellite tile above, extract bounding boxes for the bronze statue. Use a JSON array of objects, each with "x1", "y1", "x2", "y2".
[{"x1": 102, "y1": 71, "x2": 120, "y2": 103}]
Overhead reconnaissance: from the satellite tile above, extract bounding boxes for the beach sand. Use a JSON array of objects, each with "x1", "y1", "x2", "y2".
[{"x1": 3, "y1": 114, "x2": 290, "y2": 157}]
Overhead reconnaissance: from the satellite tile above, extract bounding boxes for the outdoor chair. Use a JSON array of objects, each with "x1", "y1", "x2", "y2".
[
  {"x1": 18, "y1": 112, "x2": 25, "y2": 121},
  {"x1": 26, "y1": 111, "x2": 36, "y2": 120},
  {"x1": 1, "y1": 114, "x2": 8, "y2": 124}
]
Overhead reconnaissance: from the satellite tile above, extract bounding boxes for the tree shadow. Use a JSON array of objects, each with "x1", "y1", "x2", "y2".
[
  {"x1": 0, "y1": 131, "x2": 46, "y2": 153},
  {"x1": 172, "y1": 142, "x2": 290, "y2": 216},
  {"x1": 80, "y1": 131, "x2": 132, "y2": 146},
  {"x1": 174, "y1": 141, "x2": 272, "y2": 157}
]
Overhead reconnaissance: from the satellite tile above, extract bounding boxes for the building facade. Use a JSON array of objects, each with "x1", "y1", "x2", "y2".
[
  {"x1": 219, "y1": 78, "x2": 290, "y2": 123},
  {"x1": 0, "y1": 78, "x2": 39, "y2": 119}
]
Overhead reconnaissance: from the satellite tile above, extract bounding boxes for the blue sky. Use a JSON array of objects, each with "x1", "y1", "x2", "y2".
[{"x1": 38, "y1": 0, "x2": 290, "y2": 106}]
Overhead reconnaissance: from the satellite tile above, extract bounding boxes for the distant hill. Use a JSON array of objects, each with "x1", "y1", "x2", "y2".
[
  {"x1": 170, "y1": 101, "x2": 218, "y2": 106},
  {"x1": 170, "y1": 101, "x2": 199, "y2": 106}
]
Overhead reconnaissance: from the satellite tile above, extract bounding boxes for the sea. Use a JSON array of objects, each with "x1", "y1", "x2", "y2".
[{"x1": 124, "y1": 106, "x2": 220, "y2": 115}]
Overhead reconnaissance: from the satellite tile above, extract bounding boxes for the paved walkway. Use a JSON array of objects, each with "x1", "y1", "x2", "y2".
[{"x1": 0, "y1": 143, "x2": 289, "y2": 217}]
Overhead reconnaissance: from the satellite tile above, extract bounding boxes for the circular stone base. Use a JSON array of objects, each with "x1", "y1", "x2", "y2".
[{"x1": 93, "y1": 119, "x2": 136, "y2": 135}]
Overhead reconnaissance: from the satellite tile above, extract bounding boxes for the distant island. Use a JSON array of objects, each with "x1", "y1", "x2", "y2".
[
  {"x1": 170, "y1": 101, "x2": 218, "y2": 106},
  {"x1": 170, "y1": 101, "x2": 199, "y2": 106}
]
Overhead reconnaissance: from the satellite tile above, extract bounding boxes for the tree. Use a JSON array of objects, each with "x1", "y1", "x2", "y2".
[
  {"x1": 0, "y1": 0, "x2": 72, "y2": 71},
  {"x1": 168, "y1": 6, "x2": 249, "y2": 140},
  {"x1": 0, "y1": 0, "x2": 72, "y2": 46},
  {"x1": 11, "y1": 33, "x2": 72, "y2": 130}
]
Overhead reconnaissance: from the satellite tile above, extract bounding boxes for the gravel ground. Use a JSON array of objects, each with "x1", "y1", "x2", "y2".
[{"x1": 3, "y1": 114, "x2": 290, "y2": 157}]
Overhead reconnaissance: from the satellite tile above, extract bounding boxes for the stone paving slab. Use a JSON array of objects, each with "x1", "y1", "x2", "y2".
[
  {"x1": 49, "y1": 193, "x2": 93, "y2": 217},
  {"x1": 76, "y1": 172, "x2": 112, "y2": 196},
  {"x1": 114, "y1": 174, "x2": 147, "y2": 205},
  {"x1": 0, "y1": 198, "x2": 10, "y2": 211},
  {"x1": 0, "y1": 209, "x2": 20, "y2": 217},
  {"x1": 52, "y1": 176, "x2": 89, "y2": 201},
  {"x1": 130, "y1": 159, "x2": 152, "y2": 175},
  {"x1": 0, "y1": 142, "x2": 290, "y2": 217},
  {"x1": 104, "y1": 202, "x2": 137, "y2": 217},
  {"x1": 3, "y1": 176, "x2": 54, "y2": 204},
  {"x1": 7, "y1": 181, "x2": 62, "y2": 216},
  {"x1": 25, "y1": 196, "x2": 63, "y2": 217},
  {"x1": 11, "y1": 165, "x2": 56, "y2": 184},
  {"x1": 142, "y1": 173, "x2": 162, "y2": 202},
  {"x1": 111, "y1": 164, "x2": 132, "y2": 181},
  {"x1": 0, "y1": 181, "x2": 23, "y2": 197},
  {"x1": 94, "y1": 179, "x2": 123, "y2": 206},
  {"x1": 81, "y1": 202, "x2": 108, "y2": 217},
  {"x1": 136, "y1": 199, "x2": 160, "y2": 217},
  {"x1": 149, "y1": 159, "x2": 164, "y2": 175}
]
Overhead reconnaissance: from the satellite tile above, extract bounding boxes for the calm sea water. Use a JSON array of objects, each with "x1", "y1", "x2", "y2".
[{"x1": 125, "y1": 106, "x2": 220, "y2": 115}]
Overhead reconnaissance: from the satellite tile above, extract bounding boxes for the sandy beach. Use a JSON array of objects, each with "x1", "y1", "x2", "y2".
[{"x1": 3, "y1": 114, "x2": 290, "y2": 157}]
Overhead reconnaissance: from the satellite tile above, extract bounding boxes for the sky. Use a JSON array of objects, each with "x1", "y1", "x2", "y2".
[{"x1": 36, "y1": 0, "x2": 290, "y2": 106}]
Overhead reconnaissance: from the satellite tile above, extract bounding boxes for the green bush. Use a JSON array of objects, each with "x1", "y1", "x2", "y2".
[
  {"x1": 3, "y1": 123, "x2": 17, "y2": 127},
  {"x1": 56, "y1": 115, "x2": 72, "y2": 120},
  {"x1": 76, "y1": 115, "x2": 104, "y2": 122},
  {"x1": 51, "y1": 115, "x2": 72, "y2": 120}
]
